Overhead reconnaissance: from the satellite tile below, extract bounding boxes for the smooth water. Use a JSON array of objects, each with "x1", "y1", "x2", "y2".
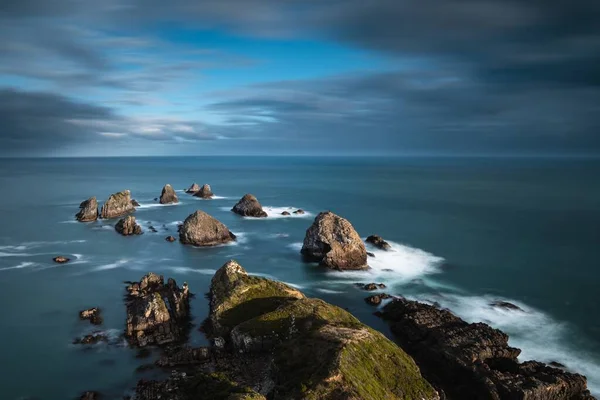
[{"x1": 0, "y1": 156, "x2": 599, "y2": 399}]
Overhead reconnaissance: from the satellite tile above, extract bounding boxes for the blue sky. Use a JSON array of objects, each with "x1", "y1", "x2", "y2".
[{"x1": 1, "y1": 0, "x2": 599, "y2": 156}]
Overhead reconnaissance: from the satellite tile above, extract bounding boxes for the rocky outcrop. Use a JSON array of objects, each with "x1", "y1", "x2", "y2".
[
  {"x1": 301, "y1": 211, "x2": 368, "y2": 271},
  {"x1": 125, "y1": 273, "x2": 190, "y2": 347},
  {"x1": 79, "y1": 307, "x2": 103, "y2": 325},
  {"x1": 159, "y1": 184, "x2": 179, "y2": 204},
  {"x1": 355, "y1": 282, "x2": 386, "y2": 291},
  {"x1": 293, "y1": 209, "x2": 305, "y2": 215},
  {"x1": 179, "y1": 211, "x2": 236, "y2": 246},
  {"x1": 186, "y1": 183, "x2": 200, "y2": 194},
  {"x1": 231, "y1": 194, "x2": 267, "y2": 218},
  {"x1": 76, "y1": 197, "x2": 98, "y2": 222},
  {"x1": 364, "y1": 293, "x2": 392, "y2": 305},
  {"x1": 193, "y1": 184, "x2": 214, "y2": 199},
  {"x1": 115, "y1": 215, "x2": 143, "y2": 235},
  {"x1": 366, "y1": 234, "x2": 392, "y2": 250},
  {"x1": 53, "y1": 256, "x2": 70, "y2": 264},
  {"x1": 100, "y1": 190, "x2": 135, "y2": 219},
  {"x1": 379, "y1": 298, "x2": 595, "y2": 400}
]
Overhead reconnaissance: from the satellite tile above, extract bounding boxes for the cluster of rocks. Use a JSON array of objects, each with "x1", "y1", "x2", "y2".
[
  {"x1": 231, "y1": 194, "x2": 267, "y2": 218},
  {"x1": 185, "y1": 182, "x2": 214, "y2": 199},
  {"x1": 76, "y1": 190, "x2": 136, "y2": 223}
]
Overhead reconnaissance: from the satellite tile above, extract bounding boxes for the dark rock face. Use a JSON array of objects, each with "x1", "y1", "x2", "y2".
[
  {"x1": 366, "y1": 234, "x2": 392, "y2": 251},
  {"x1": 490, "y1": 300, "x2": 524, "y2": 312},
  {"x1": 79, "y1": 391, "x2": 100, "y2": 400},
  {"x1": 194, "y1": 184, "x2": 214, "y2": 199},
  {"x1": 186, "y1": 183, "x2": 200, "y2": 194},
  {"x1": 100, "y1": 190, "x2": 135, "y2": 219},
  {"x1": 179, "y1": 211, "x2": 236, "y2": 246},
  {"x1": 159, "y1": 184, "x2": 179, "y2": 204},
  {"x1": 53, "y1": 256, "x2": 70, "y2": 264},
  {"x1": 231, "y1": 194, "x2": 267, "y2": 218},
  {"x1": 365, "y1": 293, "x2": 392, "y2": 306},
  {"x1": 165, "y1": 236, "x2": 176, "y2": 242},
  {"x1": 356, "y1": 282, "x2": 386, "y2": 291},
  {"x1": 79, "y1": 307, "x2": 103, "y2": 325},
  {"x1": 125, "y1": 273, "x2": 190, "y2": 347},
  {"x1": 76, "y1": 197, "x2": 99, "y2": 222},
  {"x1": 115, "y1": 216, "x2": 143, "y2": 236},
  {"x1": 379, "y1": 298, "x2": 595, "y2": 400},
  {"x1": 301, "y1": 211, "x2": 368, "y2": 271}
]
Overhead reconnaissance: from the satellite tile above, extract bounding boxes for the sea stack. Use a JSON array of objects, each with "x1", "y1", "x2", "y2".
[
  {"x1": 75, "y1": 197, "x2": 98, "y2": 222},
  {"x1": 115, "y1": 215, "x2": 143, "y2": 235},
  {"x1": 301, "y1": 211, "x2": 368, "y2": 270},
  {"x1": 100, "y1": 190, "x2": 135, "y2": 219},
  {"x1": 159, "y1": 184, "x2": 179, "y2": 204},
  {"x1": 186, "y1": 183, "x2": 200, "y2": 194},
  {"x1": 193, "y1": 184, "x2": 214, "y2": 199},
  {"x1": 231, "y1": 194, "x2": 267, "y2": 218},
  {"x1": 179, "y1": 211, "x2": 236, "y2": 246}
]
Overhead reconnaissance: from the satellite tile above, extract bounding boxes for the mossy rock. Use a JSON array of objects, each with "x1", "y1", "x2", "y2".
[{"x1": 182, "y1": 373, "x2": 265, "y2": 400}]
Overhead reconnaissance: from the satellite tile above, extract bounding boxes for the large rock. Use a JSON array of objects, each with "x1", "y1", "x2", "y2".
[
  {"x1": 204, "y1": 260, "x2": 439, "y2": 400},
  {"x1": 179, "y1": 211, "x2": 236, "y2": 246},
  {"x1": 231, "y1": 194, "x2": 267, "y2": 218},
  {"x1": 379, "y1": 298, "x2": 595, "y2": 400},
  {"x1": 76, "y1": 197, "x2": 98, "y2": 222},
  {"x1": 186, "y1": 183, "x2": 200, "y2": 194},
  {"x1": 125, "y1": 273, "x2": 190, "y2": 347},
  {"x1": 100, "y1": 190, "x2": 135, "y2": 219},
  {"x1": 159, "y1": 184, "x2": 179, "y2": 204},
  {"x1": 115, "y1": 215, "x2": 143, "y2": 235},
  {"x1": 194, "y1": 184, "x2": 214, "y2": 199},
  {"x1": 301, "y1": 211, "x2": 368, "y2": 270}
]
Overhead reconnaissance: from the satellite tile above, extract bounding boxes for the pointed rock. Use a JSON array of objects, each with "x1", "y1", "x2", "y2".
[
  {"x1": 186, "y1": 183, "x2": 200, "y2": 194},
  {"x1": 231, "y1": 194, "x2": 267, "y2": 218},
  {"x1": 76, "y1": 197, "x2": 98, "y2": 222},
  {"x1": 159, "y1": 184, "x2": 178, "y2": 204},
  {"x1": 115, "y1": 215, "x2": 143, "y2": 235},
  {"x1": 100, "y1": 190, "x2": 135, "y2": 219},
  {"x1": 193, "y1": 184, "x2": 214, "y2": 199}
]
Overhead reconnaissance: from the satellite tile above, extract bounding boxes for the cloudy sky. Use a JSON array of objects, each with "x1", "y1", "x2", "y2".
[{"x1": 1, "y1": 0, "x2": 599, "y2": 156}]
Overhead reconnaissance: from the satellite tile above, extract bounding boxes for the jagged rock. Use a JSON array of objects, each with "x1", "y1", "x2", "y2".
[
  {"x1": 186, "y1": 183, "x2": 200, "y2": 194},
  {"x1": 550, "y1": 361, "x2": 567, "y2": 369},
  {"x1": 366, "y1": 234, "x2": 392, "y2": 250},
  {"x1": 231, "y1": 194, "x2": 267, "y2": 218},
  {"x1": 53, "y1": 256, "x2": 70, "y2": 264},
  {"x1": 379, "y1": 298, "x2": 595, "y2": 400},
  {"x1": 73, "y1": 332, "x2": 108, "y2": 345},
  {"x1": 115, "y1": 215, "x2": 143, "y2": 236},
  {"x1": 179, "y1": 211, "x2": 236, "y2": 246},
  {"x1": 79, "y1": 307, "x2": 103, "y2": 325},
  {"x1": 165, "y1": 236, "x2": 176, "y2": 242},
  {"x1": 293, "y1": 209, "x2": 305, "y2": 215},
  {"x1": 76, "y1": 197, "x2": 98, "y2": 222},
  {"x1": 490, "y1": 300, "x2": 524, "y2": 312},
  {"x1": 79, "y1": 391, "x2": 100, "y2": 400},
  {"x1": 131, "y1": 199, "x2": 141, "y2": 207},
  {"x1": 281, "y1": 211, "x2": 290, "y2": 216},
  {"x1": 159, "y1": 184, "x2": 179, "y2": 204},
  {"x1": 125, "y1": 273, "x2": 190, "y2": 347},
  {"x1": 364, "y1": 293, "x2": 392, "y2": 306},
  {"x1": 301, "y1": 211, "x2": 368, "y2": 271},
  {"x1": 355, "y1": 282, "x2": 386, "y2": 291},
  {"x1": 194, "y1": 184, "x2": 214, "y2": 199},
  {"x1": 100, "y1": 190, "x2": 135, "y2": 219}
]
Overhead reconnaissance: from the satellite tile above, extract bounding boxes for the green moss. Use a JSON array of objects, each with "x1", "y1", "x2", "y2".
[{"x1": 182, "y1": 372, "x2": 264, "y2": 400}]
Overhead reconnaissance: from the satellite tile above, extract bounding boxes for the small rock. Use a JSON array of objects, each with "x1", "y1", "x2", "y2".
[
  {"x1": 365, "y1": 293, "x2": 392, "y2": 306},
  {"x1": 231, "y1": 194, "x2": 268, "y2": 218},
  {"x1": 366, "y1": 235, "x2": 392, "y2": 251},
  {"x1": 79, "y1": 307, "x2": 103, "y2": 325},
  {"x1": 490, "y1": 301, "x2": 524, "y2": 312},
  {"x1": 186, "y1": 183, "x2": 200, "y2": 194},
  {"x1": 293, "y1": 209, "x2": 305, "y2": 215},
  {"x1": 281, "y1": 211, "x2": 291, "y2": 216},
  {"x1": 149, "y1": 226, "x2": 158, "y2": 233},
  {"x1": 549, "y1": 361, "x2": 566, "y2": 368},
  {"x1": 165, "y1": 236, "x2": 176, "y2": 242},
  {"x1": 79, "y1": 391, "x2": 100, "y2": 400},
  {"x1": 131, "y1": 199, "x2": 141, "y2": 207},
  {"x1": 115, "y1": 216, "x2": 143, "y2": 236},
  {"x1": 355, "y1": 282, "x2": 386, "y2": 291},
  {"x1": 367, "y1": 252, "x2": 375, "y2": 257},
  {"x1": 73, "y1": 332, "x2": 108, "y2": 345},
  {"x1": 53, "y1": 256, "x2": 70, "y2": 264}
]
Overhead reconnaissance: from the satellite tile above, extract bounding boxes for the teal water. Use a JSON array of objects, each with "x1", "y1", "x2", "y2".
[{"x1": 0, "y1": 156, "x2": 599, "y2": 399}]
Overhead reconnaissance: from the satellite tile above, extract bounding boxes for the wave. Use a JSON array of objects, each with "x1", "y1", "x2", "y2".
[
  {"x1": 136, "y1": 202, "x2": 182, "y2": 209},
  {"x1": 192, "y1": 195, "x2": 230, "y2": 200},
  {"x1": 169, "y1": 267, "x2": 218, "y2": 275},
  {"x1": 315, "y1": 288, "x2": 345, "y2": 294},
  {"x1": 0, "y1": 261, "x2": 37, "y2": 271},
  {"x1": 219, "y1": 206, "x2": 312, "y2": 219},
  {"x1": 59, "y1": 220, "x2": 79, "y2": 224},
  {"x1": 92, "y1": 259, "x2": 129, "y2": 272},
  {"x1": 287, "y1": 242, "x2": 303, "y2": 252}
]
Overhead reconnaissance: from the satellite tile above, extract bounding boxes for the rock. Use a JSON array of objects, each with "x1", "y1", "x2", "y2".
[
  {"x1": 179, "y1": 211, "x2": 236, "y2": 246},
  {"x1": 364, "y1": 293, "x2": 392, "y2": 306},
  {"x1": 231, "y1": 194, "x2": 267, "y2": 218},
  {"x1": 149, "y1": 226, "x2": 158, "y2": 233},
  {"x1": 76, "y1": 197, "x2": 99, "y2": 222},
  {"x1": 355, "y1": 282, "x2": 386, "y2": 291},
  {"x1": 165, "y1": 236, "x2": 176, "y2": 242},
  {"x1": 186, "y1": 183, "x2": 200, "y2": 194},
  {"x1": 73, "y1": 332, "x2": 108, "y2": 345},
  {"x1": 300, "y1": 211, "x2": 368, "y2": 271},
  {"x1": 550, "y1": 361, "x2": 567, "y2": 369},
  {"x1": 194, "y1": 184, "x2": 214, "y2": 199},
  {"x1": 115, "y1": 215, "x2": 143, "y2": 236},
  {"x1": 100, "y1": 190, "x2": 135, "y2": 219},
  {"x1": 379, "y1": 298, "x2": 594, "y2": 400},
  {"x1": 53, "y1": 256, "x2": 70, "y2": 264},
  {"x1": 131, "y1": 199, "x2": 141, "y2": 207},
  {"x1": 490, "y1": 300, "x2": 524, "y2": 312},
  {"x1": 159, "y1": 184, "x2": 179, "y2": 204},
  {"x1": 79, "y1": 307, "x2": 103, "y2": 325},
  {"x1": 281, "y1": 211, "x2": 291, "y2": 216},
  {"x1": 156, "y1": 346, "x2": 212, "y2": 367},
  {"x1": 366, "y1": 234, "x2": 392, "y2": 251},
  {"x1": 79, "y1": 391, "x2": 100, "y2": 400},
  {"x1": 292, "y1": 209, "x2": 305, "y2": 215},
  {"x1": 125, "y1": 273, "x2": 190, "y2": 347},
  {"x1": 367, "y1": 251, "x2": 375, "y2": 257}
]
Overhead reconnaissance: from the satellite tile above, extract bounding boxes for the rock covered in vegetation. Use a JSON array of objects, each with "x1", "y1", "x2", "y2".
[
  {"x1": 100, "y1": 190, "x2": 135, "y2": 219},
  {"x1": 301, "y1": 211, "x2": 368, "y2": 271},
  {"x1": 179, "y1": 211, "x2": 236, "y2": 246},
  {"x1": 159, "y1": 184, "x2": 179, "y2": 204},
  {"x1": 194, "y1": 184, "x2": 214, "y2": 199},
  {"x1": 53, "y1": 256, "x2": 70, "y2": 264},
  {"x1": 79, "y1": 307, "x2": 103, "y2": 325},
  {"x1": 366, "y1": 234, "x2": 392, "y2": 250},
  {"x1": 125, "y1": 273, "x2": 190, "y2": 347},
  {"x1": 186, "y1": 183, "x2": 200, "y2": 194},
  {"x1": 76, "y1": 197, "x2": 98, "y2": 222},
  {"x1": 379, "y1": 298, "x2": 595, "y2": 400},
  {"x1": 115, "y1": 215, "x2": 143, "y2": 235},
  {"x1": 231, "y1": 194, "x2": 267, "y2": 218}
]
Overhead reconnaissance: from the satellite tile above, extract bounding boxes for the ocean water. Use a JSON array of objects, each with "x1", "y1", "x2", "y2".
[{"x1": 0, "y1": 156, "x2": 599, "y2": 399}]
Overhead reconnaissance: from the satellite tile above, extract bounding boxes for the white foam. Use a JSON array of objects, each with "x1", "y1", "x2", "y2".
[
  {"x1": 283, "y1": 281, "x2": 304, "y2": 289},
  {"x1": 59, "y1": 220, "x2": 79, "y2": 224},
  {"x1": 136, "y1": 202, "x2": 181, "y2": 209},
  {"x1": 93, "y1": 259, "x2": 128, "y2": 271},
  {"x1": 220, "y1": 206, "x2": 312, "y2": 219},
  {"x1": 287, "y1": 242, "x2": 303, "y2": 252},
  {"x1": 0, "y1": 251, "x2": 32, "y2": 257},
  {"x1": 316, "y1": 288, "x2": 345, "y2": 294},
  {"x1": 192, "y1": 195, "x2": 230, "y2": 200},
  {"x1": 0, "y1": 261, "x2": 36, "y2": 271},
  {"x1": 170, "y1": 267, "x2": 217, "y2": 275}
]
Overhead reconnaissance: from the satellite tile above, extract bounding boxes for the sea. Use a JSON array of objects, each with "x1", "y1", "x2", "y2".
[{"x1": 0, "y1": 156, "x2": 598, "y2": 399}]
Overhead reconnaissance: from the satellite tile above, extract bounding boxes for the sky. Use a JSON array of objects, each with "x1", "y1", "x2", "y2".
[{"x1": 1, "y1": 0, "x2": 599, "y2": 157}]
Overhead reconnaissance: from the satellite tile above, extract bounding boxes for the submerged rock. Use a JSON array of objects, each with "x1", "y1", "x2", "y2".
[
  {"x1": 76, "y1": 197, "x2": 99, "y2": 222},
  {"x1": 301, "y1": 211, "x2": 368, "y2": 271},
  {"x1": 186, "y1": 183, "x2": 200, "y2": 194},
  {"x1": 366, "y1": 234, "x2": 392, "y2": 251},
  {"x1": 165, "y1": 235, "x2": 176, "y2": 242},
  {"x1": 281, "y1": 211, "x2": 291, "y2": 216},
  {"x1": 115, "y1": 215, "x2": 143, "y2": 236},
  {"x1": 194, "y1": 184, "x2": 214, "y2": 199},
  {"x1": 53, "y1": 256, "x2": 70, "y2": 264},
  {"x1": 231, "y1": 194, "x2": 267, "y2": 218},
  {"x1": 379, "y1": 298, "x2": 595, "y2": 400},
  {"x1": 355, "y1": 282, "x2": 386, "y2": 291},
  {"x1": 79, "y1": 307, "x2": 103, "y2": 325},
  {"x1": 125, "y1": 273, "x2": 190, "y2": 347},
  {"x1": 292, "y1": 209, "x2": 305, "y2": 215},
  {"x1": 159, "y1": 184, "x2": 179, "y2": 204},
  {"x1": 100, "y1": 190, "x2": 135, "y2": 219},
  {"x1": 490, "y1": 300, "x2": 524, "y2": 312},
  {"x1": 179, "y1": 211, "x2": 236, "y2": 246},
  {"x1": 73, "y1": 332, "x2": 108, "y2": 345}
]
